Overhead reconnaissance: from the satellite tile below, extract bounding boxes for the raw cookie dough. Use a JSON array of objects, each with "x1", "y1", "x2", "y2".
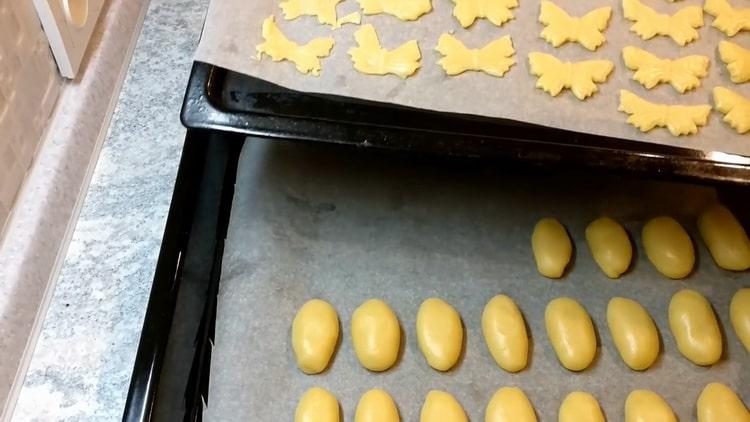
[
  {"x1": 416, "y1": 298, "x2": 463, "y2": 371},
  {"x1": 669, "y1": 289, "x2": 722, "y2": 366},
  {"x1": 531, "y1": 217, "x2": 572, "y2": 278},
  {"x1": 619, "y1": 90, "x2": 711, "y2": 137},
  {"x1": 625, "y1": 390, "x2": 677, "y2": 422},
  {"x1": 697, "y1": 383, "x2": 750, "y2": 422},
  {"x1": 698, "y1": 204, "x2": 750, "y2": 270},
  {"x1": 719, "y1": 40, "x2": 750, "y2": 83},
  {"x1": 292, "y1": 299, "x2": 340, "y2": 374},
  {"x1": 351, "y1": 299, "x2": 401, "y2": 371},
  {"x1": 623, "y1": 0, "x2": 703, "y2": 46},
  {"x1": 559, "y1": 392, "x2": 605, "y2": 422},
  {"x1": 355, "y1": 389, "x2": 400, "y2": 422},
  {"x1": 731, "y1": 288, "x2": 750, "y2": 352},
  {"x1": 436, "y1": 34, "x2": 515, "y2": 77},
  {"x1": 545, "y1": 297, "x2": 597, "y2": 371},
  {"x1": 256, "y1": 16, "x2": 335, "y2": 76},
  {"x1": 482, "y1": 295, "x2": 528, "y2": 372},
  {"x1": 348, "y1": 24, "x2": 421, "y2": 78},
  {"x1": 452, "y1": 0, "x2": 518, "y2": 27},
  {"x1": 622, "y1": 46, "x2": 709, "y2": 93},
  {"x1": 296, "y1": 387, "x2": 340, "y2": 422},
  {"x1": 607, "y1": 297, "x2": 660, "y2": 370},
  {"x1": 585, "y1": 217, "x2": 633, "y2": 278},
  {"x1": 539, "y1": 1, "x2": 612, "y2": 51},
  {"x1": 485, "y1": 387, "x2": 537, "y2": 422},
  {"x1": 420, "y1": 390, "x2": 468, "y2": 422},
  {"x1": 280, "y1": 0, "x2": 349, "y2": 27},
  {"x1": 529, "y1": 53, "x2": 614, "y2": 101},
  {"x1": 704, "y1": 0, "x2": 750, "y2": 36},
  {"x1": 641, "y1": 216, "x2": 695, "y2": 278},
  {"x1": 713, "y1": 87, "x2": 750, "y2": 134},
  {"x1": 356, "y1": 0, "x2": 432, "y2": 21}
]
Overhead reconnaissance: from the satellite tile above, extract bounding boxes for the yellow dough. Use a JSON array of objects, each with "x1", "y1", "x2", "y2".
[
  {"x1": 355, "y1": 389, "x2": 400, "y2": 422},
  {"x1": 539, "y1": 1, "x2": 612, "y2": 51},
  {"x1": 292, "y1": 299, "x2": 340, "y2": 374},
  {"x1": 545, "y1": 297, "x2": 597, "y2": 371},
  {"x1": 698, "y1": 204, "x2": 750, "y2": 270},
  {"x1": 713, "y1": 87, "x2": 750, "y2": 134},
  {"x1": 348, "y1": 24, "x2": 421, "y2": 78},
  {"x1": 351, "y1": 299, "x2": 400, "y2": 371},
  {"x1": 485, "y1": 387, "x2": 537, "y2": 422},
  {"x1": 731, "y1": 288, "x2": 750, "y2": 352},
  {"x1": 625, "y1": 390, "x2": 677, "y2": 422},
  {"x1": 719, "y1": 40, "x2": 750, "y2": 83},
  {"x1": 452, "y1": 0, "x2": 518, "y2": 27},
  {"x1": 531, "y1": 217, "x2": 573, "y2": 278},
  {"x1": 559, "y1": 392, "x2": 605, "y2": 422},
  {"x1": 256, "y1": 16, "x2": 335, "y2": 76},
  {"x1": 669, "y1": 289, "x2": 722, "y2": 366},
  {"x1": 704, "y1": 0, "x2": 750, "y2": 37},
  {"x1": 420, "y1": 390, "x2": 468, "y2": 422},
  {"x1": 642, "y1": 216, "x2": 695, "y2": 278},
  {"x1": 529, "y1": 53, "x2": 613, "y2": 101},
  {"x1": 436, "y1": 34, "x2": 515, "y2": 77},
  {"x1": 607, "y1": 297, "x2": 660, "y2": 370},
  {"x1": 585, "y1": 217, "x2": 633, "y2": 278},
  {"x1": 296, "y1": 387, "x2": 340, "y2": 422},
  {"x1": 280, "y1": 0, "x2": 353, "y2": 27},
  {"x1": 622, "y1": 46, "x2": 709, "y2": 93},
  {"x1": 619, "y1": 90, "x2": 710, "y2": 137},
  {"x1": 623, "y1": 0, "x2": 704, "y2": 46},
  {"x1": 416, "y1": 298, "x2": 463, "y2": 371},
  {"x1": 697, "y1": 383, "x2": 750, "y2": 422},
  {"x1": 482, "y1": 295, "x2": 528, "y2": 372},
  {"x1": 356, "y1": 0, "x2": 432, "y2": 21}
]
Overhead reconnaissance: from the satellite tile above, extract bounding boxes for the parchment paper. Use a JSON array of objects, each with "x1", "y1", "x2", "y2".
[
  {"x1": 195, "y1": 0, "x2": 750, "y2": 156},
  {"x1": 206, "y1": 138, "x2": 749, "y2": 422}
]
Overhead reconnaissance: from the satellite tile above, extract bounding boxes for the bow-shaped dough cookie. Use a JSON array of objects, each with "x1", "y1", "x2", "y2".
[
  {"x1": 452, "y1": 0, "x2": 518, "y2": 28},
  {"x1": 528, "y1": 52, "x2": 614, "y2": 100},
  {"x1": 618, "y1": 90, "x2": 711, "y2": 136},
  {"x1": 622, "y1": 46, "x2": 709, "y2": 93},
  {"x1": 705, "y1": 0, "x2": 750, "y2": 36},
  {"x1": 436, "y1": 34, "x2": 515, "y2": 77},
  {"x1": 719, "y1": 40, "x2": 750, "y2": 83},
  {"x1": 357, "y1": 0, "x2": 432, "y2": 20},
  {"x1": 623, "y1": 0, "x2": 704, "y2": 46},
  {"x1": 348, "y1": 24, "x2": 421, "y2": 78},
  {"x1": 539, "y1": 1, "x2": 612, "y2": 51},
  {"x1": 714, "y1": 87, "x2": 750, "y2": 134},
  {"x1": 256, "y1": 16, "x2": 335, "y2": 76}
]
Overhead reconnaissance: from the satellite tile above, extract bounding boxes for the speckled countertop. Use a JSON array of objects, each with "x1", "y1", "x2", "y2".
[{"x1": 12, "y1": 0, "x2": 209, "y2": 419}]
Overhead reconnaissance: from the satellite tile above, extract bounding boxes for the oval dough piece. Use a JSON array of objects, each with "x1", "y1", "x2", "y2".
[
  {"x1": 642, "y1": 216, "x2": 695, "y2": 279},
  {"x1": 697, "y1": 382, "x2": 750, "y2": 422},
  {"x1": 668, "y1": 289, "x2": 722, "y2": 366},
  {"x1": 416, "y1": 298, "x2": 463, "y2": 371},
  {"x1": 585, "y1": 217, "x2": 633, "y2": 278},
  {"x1": 532, "y1": 218, "x2": 572, "y2": 278},
  {"x1": 351, "y1": 299, "x2": 401, "y2": 371},
  {"x1": 296, "y1": 387, "x2": 340, "y2": 422},
  {"x1": 731, "y1": 288, "x2": 750, "y2": 353},
  {"x1": 559, "y1": 391, "x2": 604, "y2": 422},
  {"x1": 421, "y1": 390, "x2": 468, "y2": 422},
  {"x1": 355, "y1": 389, "x2": 400, "y2": 422},
  {"x1": 545, "y1": 297, "x2": 597, "y2": 371},
  {"x1": 698, "y1": 204, "x2": 750, "y2": 271},
  {"x1": 625, "y1": 390, "x2": 677, "y2": 422},
  {"x1": 485, "y1": 387, "x2": 537, "y2": 422},
  {"x1": 292, "y1": 299, "x2": 340, "y2": 374},
  {"x1": 482, "y1": 295, "x2": 528, "y2": 372},
  {"x1": 607, "y1": 297, "x2": 659, "y2": 370}
]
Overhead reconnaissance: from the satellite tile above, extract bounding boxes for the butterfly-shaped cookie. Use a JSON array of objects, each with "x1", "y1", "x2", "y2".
[
  {"x1": 714, "y1": 87, "x2": 750, "y2": 134},
  {"x1": 452, "y1": 0, "x2": 518, "y2": 28},
  {"x1": 528, "y1": 52, "x2": 614, "y2": 100},
  {"x1": 704, "y1": 0, "x2": 750, "y2": 36},
  {"x1": 719, "y1": 41, "x2": 750, "y2": 83},
  {"x1": 256, "y1": 16, "x2": 335, "y2": 76},
  {"x1": 539, "y1": 1, "x2": 612, "y2": 51},
  {"x1": 357, "y1": 0, "x2": 432, "y2": 20},
  {"x1": 436, "y1": 34, "x2": 515, "y2": 77},
  {"x1": 618, "y1": 90, "x2": 711, "y2": 136},
  {"x1": 622, "y1": 46, "x2": 709, "y2": 93},
  {"x1": 348, "y1": 24, "x2": 421, "y2": 78},
  {"x1": 622, "y1": 0, "x2": 704, "y2": 46},
  {"x1": 281, "y1": 0, "x2": 341, "y2": 26}
]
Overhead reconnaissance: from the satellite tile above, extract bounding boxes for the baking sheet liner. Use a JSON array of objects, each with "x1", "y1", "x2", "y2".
[{"x1": 206, "y1": 138, "x2": 749, "y2": 421}]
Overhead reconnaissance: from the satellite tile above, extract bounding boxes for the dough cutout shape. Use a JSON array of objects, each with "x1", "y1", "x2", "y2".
[
  {"x1": 482, "y1": 295, "x2": 528, "y2": 372},
  {"x1": 545, "y1": 297, "x2": 597, "y2": 371},
  {"x1": 539, "y1": 1, "x2": 612, "y2": 51},
  {"x1": 420, "y1": 390, "x2": 468, "y2": 422},
  {"x1": 280, "y1": 0, "x2": 361, "y2": 27},
  {"x1": 642, "y1": 216, "x2": 695, "y2": 278},
  {"x1": 436, "y1": 34, "x2": 515, "y2": 77},
  {"x1": 585, "y1": 217, "x2": 632, "y2": 278},
  {"x1": 704, "y1": 0, "x2": 750, "y2": 36},
  {"x1": 625, "y1": 390, "x2": 677, "y2": 422},
  {"x1": 292, "y1": 299, "x2": 340, "y2": 374},
  {"x1": 416, "y1": 298, "x2": 463, "y2": 371},
  {"x1": 529, "y1": 53, "x2": 614, "y2": 101},
  {"x1": 296, "y1": 387, "x2": 340, "y2": 422},
  {"x1": 559, "y1": 392, "x2": 605, "y2": 422},
  {"x1": 486, "y1": 387, "x2": 538, "y2": 422},
  {"x1": 622, "y1": 46, "x2": 709, "y2": 93},
  {"x1": 698, "y1": 204, "x2": 750, "y2": 270},
  {"x1": 356, "y1": 0, "x2": 432, "y2": 21},
  {"x1": 452, "y1": 0, "x2": 518, "y2": 28},
  {"x1": 348, "y1": 24, "x2": 421, "y2": 78},
  {"x1": 607, "y1": 297, "x2": 660, "y2": 370},
  {"x1": 351, "y1": 299, "x2": 401, "y2": 371},
  {"x1": 719, "y1": 40, "x2": 750, "y2": 83},
  {"x1": 618, "y1": 90, "x2": 710, "y2": 136},
  {"x1": 669, "y1": 289, "x2": 722, "y2": 366},
  {"x1": 731, "y1": 288, "x2": 750, "y2": 353},
  {"x1": 697, "y1": 383, "x2": 750, "y2": 422},
  {"x1": 355, "y1": 389, "x2": 400, "y2": 422},
  {"x1": 256, "y1": 16, "x2": 335, "y2": 76},
  {"x1": 623, "y1": 0, "x2": 704, "y2": 46},
  {"x1": 531, "y1": 217, "x2": 573, "y2": 278},
  {"x1": 713, "y1": 87, "x2": 750, "y2": 134}
]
